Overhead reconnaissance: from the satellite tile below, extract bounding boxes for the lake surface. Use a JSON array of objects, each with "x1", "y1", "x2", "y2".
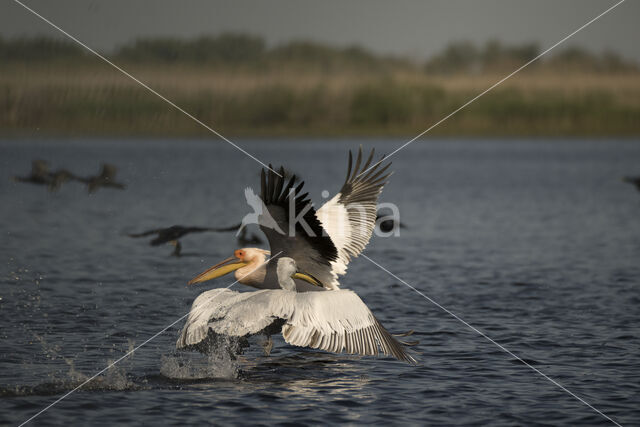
[{"x1": 1, "y1": 138, "x2": 639, "y2": 426}]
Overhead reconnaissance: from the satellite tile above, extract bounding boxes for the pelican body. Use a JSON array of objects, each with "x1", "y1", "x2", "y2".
[
  {"x1": 180, "y1": 148, "x2": 417, "y2": 363},
  {"x1": 178, "y1": 258, "x2": 416, "y2": 364}
]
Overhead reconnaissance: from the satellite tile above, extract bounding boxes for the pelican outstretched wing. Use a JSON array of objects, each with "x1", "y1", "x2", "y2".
[
  {"x1": 260, "y1": 166, "x2": 339, "y2": 288},
  {"x1": 316, "y1": 147, "x2": 392, "y2": 279},
  {"x1": 282, "y1": 288, "x2": 416, "y2": 363},
  {"x1": 258, "y1": 148, "x2": 391, "y2": 288},
  {"x1": 176, "y1": 288, "x2": 416, "y2": 364}
]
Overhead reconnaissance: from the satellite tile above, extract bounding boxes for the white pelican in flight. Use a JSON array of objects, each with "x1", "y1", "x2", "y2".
[
  {"x1": 188, "y1": 147, "x2": 391, "y2": 292},
  {"x1": 177, "y1": 257, "x2": 417, "y2": 364}
]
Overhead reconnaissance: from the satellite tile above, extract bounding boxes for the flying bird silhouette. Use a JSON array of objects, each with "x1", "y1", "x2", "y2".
[
  {"x1": 77, "y1": 164, "x2": 125, "y2": 193},
  {"x1": 12, "y1": 160, "x2": 51, "y2": 186},
  {"x1": 48, "y1": 169, "x2": 79, "y2": 191},
  {"x1": 376, "y1": 209, "x2": 406, "y2": 233},
  {"x1": 12, "y1": 160, "x2": 82, "y2": 192},
  {"x1": 128, "y1": 224, "x2": 242, "y2": 256}
]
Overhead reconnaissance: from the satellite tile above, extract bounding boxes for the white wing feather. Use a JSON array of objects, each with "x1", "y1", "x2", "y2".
[
  {"x1": 316, "y1": 147, "x2": 392, "y2": 282},
  {"x1": 177, "y1": 288, "x2": 415, "y2": 364}
]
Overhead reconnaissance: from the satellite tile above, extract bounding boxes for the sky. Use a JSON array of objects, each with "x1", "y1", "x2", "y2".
[{"x1": 1, "y1": 0, "x2": 639, "y2": 62}]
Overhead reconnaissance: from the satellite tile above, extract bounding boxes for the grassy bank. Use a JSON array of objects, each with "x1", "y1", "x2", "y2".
[{"x1": 1, "y1": 36, "x2": 639, "y2": 137}]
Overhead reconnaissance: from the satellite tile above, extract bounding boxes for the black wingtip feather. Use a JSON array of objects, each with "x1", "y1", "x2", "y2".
[
  {"x1": 344, "y1": 150, "x2": 353, "y2": 186},
  {"x1": 259, "y1": 165, "x2": 338, "y2": 264},
  {"x1": 273, "y1": 166, "x2": 285, "y2": 199},
  {"x1": 260, "y1": 169, "x2": 267, "y2": 200},
  {"x1": 362, "y1": 147, "x2": 375, "y2": 172},
  {"x1": 267, "y1": 164, "x2": 275, "y2": 201},
  {"x1": 353, "y1": 147, "x2": 363, "y2": 181}
]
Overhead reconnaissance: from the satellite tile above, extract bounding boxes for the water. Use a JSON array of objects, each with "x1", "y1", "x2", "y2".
[{"x1": 1, "y1": 138, "x2": 639, "y2": 426}]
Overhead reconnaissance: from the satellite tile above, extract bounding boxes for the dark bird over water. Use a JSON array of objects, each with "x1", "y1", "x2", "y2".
[
  {"x1": 623, "y1": 176, "x2": 640, "y2": 192},
  {"x1": 376, "y1": 210, "x2": 406, "y2": 233},
  {"x1": 236, "y1": 227, "x2": 264, "y2": 246},
  {"x1": 12, "y1": 160, "x2": 81, "y2": 192},
  {"x1": 128, "y1": 225, "x2": 241, "y2": 256},
  {"x1": 78, "y1": 163, "x2": 125, "y2": 193},
  {"x1": 48, "y1": 169, "x2": 79, "y2": 191},
  {"x1": 12, "y1": 160, "x2": 51, "y2": 186}
]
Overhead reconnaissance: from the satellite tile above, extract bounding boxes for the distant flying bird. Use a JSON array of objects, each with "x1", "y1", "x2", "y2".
[
  {"x1": 48, "y1": 169, "x2": 79, "y2": 191},
  {"x1": 236, "y1": 227, "x2": 264, "y2": 246},
  {"x1": 178, "y1": 257, "x2": 417, "y2": 363},
  {"x1": 376, "y1": 209, "x2": 406, "y2": 233},
  {"x1": 623, "y1": 176, "x2": 640, "y2": 192},
  {"x1": 12, "y1": 160, "x2": 51, "y2": 186},
  {"x1": 78, "y1": 163, "x2": 125, "y2": 193},
  {"x1": 187, "y1": 147, "x2": 392, "y2": 292},
  {"x1": 12, "y1": 160, "x2": 80, "y2": 192},
  {"x1": 12, "y1": 161, "x2": 130, "y2": 193},
  {"x1": 128, "y1": 224, "x2": 240, "y2": 256}
]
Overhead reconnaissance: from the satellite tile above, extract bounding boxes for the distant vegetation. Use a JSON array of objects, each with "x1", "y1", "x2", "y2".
[
  {"x1": 1, "y1": 34, "x2": 639, "y2": 137},
  {"x1": 423, "y1": 40, "x2": 638, "y2": 74},
  {"x1": 3, "y1": 35, "x2": 636, "y2": 73}
]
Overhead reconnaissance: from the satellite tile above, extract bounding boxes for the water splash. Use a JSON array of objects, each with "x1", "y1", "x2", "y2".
[
  {"x1": 0, "y1": 333, "x2": 139, "y2": 397},
  {"x1": 160, "y1": 335, "x2": 242, "y2": 380}
]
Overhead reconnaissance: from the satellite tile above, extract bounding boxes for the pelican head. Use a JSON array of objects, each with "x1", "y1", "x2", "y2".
[
  {"x1": 277, "y1": 257, "x2": 324, "y2": 291},
  {"x1": 188, "y1": 248, "x2": 268, "y2": 286}
]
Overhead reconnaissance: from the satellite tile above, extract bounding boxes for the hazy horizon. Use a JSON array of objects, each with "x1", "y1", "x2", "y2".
[{"x1": 2, "y1": 0, "x2": 639, "y2": 63}]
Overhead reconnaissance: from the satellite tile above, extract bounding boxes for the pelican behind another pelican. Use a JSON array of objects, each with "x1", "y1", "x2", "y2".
[{"x1": 188, "y1": 147, "x2": 391, "y2": 292}]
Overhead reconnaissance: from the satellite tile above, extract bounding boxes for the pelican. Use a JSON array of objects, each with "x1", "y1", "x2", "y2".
[
  {"x1": 128, "y1": 224, "x2": 240, "y2": 256},
  {"x1": 188, "y1": 147, "x2": 391, "y2": 292},
  {"x1": 78, "y1": 163, "x2": 125, "y2": 193},
  {"x1": 177, "y1": 257, "x2": 416, "y2": 364}
]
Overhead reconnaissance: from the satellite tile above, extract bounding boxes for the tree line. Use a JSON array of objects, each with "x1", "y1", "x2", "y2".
[{"x1": 1, "y1": 34, "x2": 637, "y2": 74}]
